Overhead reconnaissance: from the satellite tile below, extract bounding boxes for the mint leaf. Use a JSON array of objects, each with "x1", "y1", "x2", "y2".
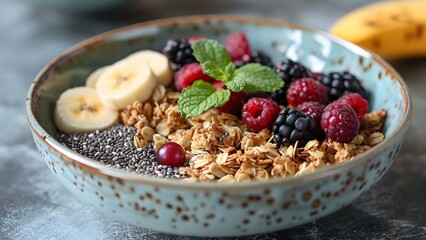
[
  {"x1": 225, "y1": 78, "x2": 245, "y2": 92},
  {"x1": 192, "y1": 39, "x2": 231, "y2": 69},
  {"x1": 178, "y1": 81, "x2": 231, "y2": 118},
  {"x1": 224, "y1": 62, "x2": 235, "y2": 78},
  {"x1": 234, "y1": 63, "x2": 284, "y2": 92},
  {"x1": 192, "y1": 39, "x2": 233, "y2": 81},
  {"x1": 201, "y1": 61, "x2": 229, "y2": 81}
]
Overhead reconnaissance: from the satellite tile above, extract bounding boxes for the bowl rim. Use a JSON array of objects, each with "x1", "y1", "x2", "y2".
[{"x1": 26, "y1": 15, "x2": 413, "y2": 191}]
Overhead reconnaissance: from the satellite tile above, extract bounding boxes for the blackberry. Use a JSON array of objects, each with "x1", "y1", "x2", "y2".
[
  {"x1": 251, "y1": 51, "x2": 274, "y2": 68},
  {"x1": 162, "y1": 38, "x2": 196, "y2": 70},
  {"x1": 316, "y1": 71, "x2": 368, "y2": 101},
  {"x1": 270, "y1": 59, "x2": 311, "y2": 105},
  {"x1": 234, "y1": 51, "x2": 274, "y2": 68},
  {"x1": 269, "y1": 88, "x2": 287, "y2": 106},
  {"x1": 272, "y1": 108, "x2": 316, "y2": 147},
  {"x1": 276, "y1": 59, "x2": 311, "y2": 85}
]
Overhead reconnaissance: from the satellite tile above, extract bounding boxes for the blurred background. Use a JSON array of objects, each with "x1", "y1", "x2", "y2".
[{"x1": 1, "y1": 0, "x2": 426, "y2": 239}]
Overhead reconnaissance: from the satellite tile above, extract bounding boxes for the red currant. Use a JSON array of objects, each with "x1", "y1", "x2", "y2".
[{"x1": 156, "y1": 142, "x2": 186, "y2": 167}]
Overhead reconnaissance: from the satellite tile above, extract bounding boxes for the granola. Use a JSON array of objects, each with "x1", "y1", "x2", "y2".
[{"x1": 120, "y1": 86, "x2": 387, "y2": 182}]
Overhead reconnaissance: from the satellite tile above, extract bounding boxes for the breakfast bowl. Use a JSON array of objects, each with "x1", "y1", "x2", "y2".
[{"x1": 25, "y1": 15, "x2": 412, "y2": 237}]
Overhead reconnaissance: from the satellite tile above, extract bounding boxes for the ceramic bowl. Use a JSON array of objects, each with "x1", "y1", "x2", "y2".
[{"x1": 26, "y1": 15, "x2": 412, "y2": 237}]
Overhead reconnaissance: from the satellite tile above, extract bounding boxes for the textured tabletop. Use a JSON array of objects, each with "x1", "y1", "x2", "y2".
[{"x1": 1, "y1": 0, "x2": 426, "y2": 239}]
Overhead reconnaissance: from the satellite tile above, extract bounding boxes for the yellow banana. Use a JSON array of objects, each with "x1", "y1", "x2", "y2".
[
  {"x1": 96, "y1": 58, "x2": 157, "y2": 110},
  {"x1": 54, "y1": 87, "x2": 118, "y2": 133},
  {"x1": 86, "y1": 65, "x2": 110, "y2": 88},
  {"x1": 330, "y1": 0, "x2": 426, "y2": 58}
]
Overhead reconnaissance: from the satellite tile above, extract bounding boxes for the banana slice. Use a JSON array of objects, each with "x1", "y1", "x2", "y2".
[
  {"x1": 54, "y1": 87, "x2": 118, "y2": 134},
  {"x1": 96, "y1": 59, "x2": 157, "y2": 110},
  {"x1": 86, "y1": 65, "x2": 110, "y2": 88},
  {"x1": 126, "y1": 50, "x2": 172, "y2": 86}
]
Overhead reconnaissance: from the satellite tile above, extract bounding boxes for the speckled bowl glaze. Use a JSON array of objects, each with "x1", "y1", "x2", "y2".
[{"x1": 26, "y1": 15, "x2": 412, "y2": 237}]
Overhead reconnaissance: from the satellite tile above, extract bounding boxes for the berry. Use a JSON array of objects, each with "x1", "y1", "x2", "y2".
[
  {"x1": 242, "y1": 98, "x2": 280, "y2": 132},
  {"x1": 163, "y1": 38, "x2": 196, "y2": 70},
  {"x1": 272, "y1": 108, "x2": 316, "y2": 147},
  {"x1": 216, "y1": 91, "x2": 245, "y2": 116},
  {"x1": 156, "y1": 142, "x2": 186, "y2": 167},
  {"x1": 321, "y1": 102, "x2": 360, "y2": 143},
  {"x1": 336, "y1": 93, "x2": 369, "y2": 125},
  {"x1": 271, "y1": 59, "x2": 311, "y2": 105},
  {"x1": 234, "y1": 51, "x2": 274, "y2": 68},
  {"x1": 297, "y1": 101, "x2": 326, "y2": 139},
  {"x1": 212, "y1": 80, "x2": 225, "y2": 89},
  {"x1": 251, "y1": 51, "x2": 274, "y2": 68},
  {"x1": 188, "y1": 35, "x2": 207, "y2": 44},
  {"x1": 269, "y1": 88, "x2": 287, "y2": 106},
  {"x1": 174, "y1": 63, "x2": 214, "y2": 91},
  {"x1": 276, "y1": 59, "x2": 311, "y2": 84},
  {"x1": 286, "y1": 78, "x2": 329, "y2": 107},
  {"x1": 225, "y1": 32, "x2": 251, "y2": 62},
  {"x1": 213, "y1": 82, "x2": 245, "y2": 116},
  {"x1": 311, "y1": 72, "x2": 324, "y2": 80},
  {"x1": 316, "y1": 71, "x2": 368, "y2": 101}
]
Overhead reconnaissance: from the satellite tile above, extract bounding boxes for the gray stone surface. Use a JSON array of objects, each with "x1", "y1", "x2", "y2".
[{"x1": 1, "y1": 0, "x2": 426, "y2": 239}]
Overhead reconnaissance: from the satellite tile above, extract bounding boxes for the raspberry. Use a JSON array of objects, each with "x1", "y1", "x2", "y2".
[
  {"x1": 188, "y1": 35, "x2": 207, "y2": 44},
  {"x1": 162, "y1": 38, "x2": 197, "y2": 70},
  {"x1": 213, "y1": 81, "x2": 245, "y2": 116},
  {"x1": 216, "y1": 92, "x2": 245, "y2": 116},
  {"x1": 286, "y1": 78, "x2": 329, "y2": 107},
  {"x1": 242, "y1": 98, "x2": 280, "y2": 132},
  {"x1": 336, "y1": 93, "x2": 369, "y2": 125},
  {"x1": 316, "y1": 71, "x2": 368, "y2": 101},
  {"x1": 297, "y1": 101, "x2": 326, "y2": 139},
  {"x1": 321, "y1": 102, "x2": 360, "y2": 143},
  {"x1": 270, "y1": 59, "x2": 311, "y2": 105},
  {"x1": 225, "y1": 32, "x2": 251, "y2": 62},
  {"x1": 212, "y1": 80, "x2": 225, "y2": 89},
  {"x1": 272, "y1": 108, "x2": 316, "y2": 147},
  {"x1": 311, "y1": 72, "x2": 324, "y2": 80},
  {"x1": 174, "y1": 63, "x2": 214, "y2": 91}
]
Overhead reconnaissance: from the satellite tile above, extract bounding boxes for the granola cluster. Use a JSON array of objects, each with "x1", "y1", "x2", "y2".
[{"x1": 120, "y1": 85, "x2": 387, "y2": 182}]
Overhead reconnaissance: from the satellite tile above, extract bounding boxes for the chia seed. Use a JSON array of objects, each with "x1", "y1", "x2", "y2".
[{"x1": 57, "y1": 124, "x2": 185, "y2": 179}]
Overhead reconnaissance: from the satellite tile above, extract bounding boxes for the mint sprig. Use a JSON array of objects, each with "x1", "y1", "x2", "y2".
[
  {"x1": 178, "y1": 81, "x2": 230, "y2": 118},
  {"x1": 178, "y1": 39, "x2": 284, "y2": 117},
  {"x1": 234, "y1": 63, "x2": 283, "y2": 92},
  {"x1": 192, "y1": 40, "x2": 234, "y2": 81}
]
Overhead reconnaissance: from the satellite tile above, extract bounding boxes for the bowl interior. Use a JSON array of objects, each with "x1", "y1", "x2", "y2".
[{"x1": 29, "y1": 16, "x2": 409, "y2": 180}]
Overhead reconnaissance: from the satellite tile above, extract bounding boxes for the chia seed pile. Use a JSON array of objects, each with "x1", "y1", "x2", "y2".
[{"x1": 57, "y1": 124, "x2": 184, "y2": 178}]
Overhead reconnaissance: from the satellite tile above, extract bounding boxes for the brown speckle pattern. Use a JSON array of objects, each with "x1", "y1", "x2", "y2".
[
  {"x1": 266, "y1": 198, "x2": 275, "y2": 205},
  {"x1": 303, "y1": 192, "x2": 312, "y2": 201},
  {"x1": 312, "y1": 199, "x2": 320, "y2": 208}
]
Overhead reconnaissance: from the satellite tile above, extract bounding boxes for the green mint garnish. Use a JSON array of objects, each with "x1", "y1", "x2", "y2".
[
  {"x1": 178, "y1": 39, "x2": 284, "y2": 117},
  {"x1": 178, "y1": 80, "x2": 230, "y2": 118},
  {"x1": 225, "y1": 77, "x2": 245, "y2": 92},
  {"x1": 192, "y1": 40, "x2": 234, "y2": 81},
  {"x1": 233, "y1": 63, "x2": 283, "y2": 92}
]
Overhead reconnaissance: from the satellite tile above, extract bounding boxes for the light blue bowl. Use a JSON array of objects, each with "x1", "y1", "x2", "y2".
[{"x1": 26, "y1": 15, "x2": 412, "y2": 237}]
